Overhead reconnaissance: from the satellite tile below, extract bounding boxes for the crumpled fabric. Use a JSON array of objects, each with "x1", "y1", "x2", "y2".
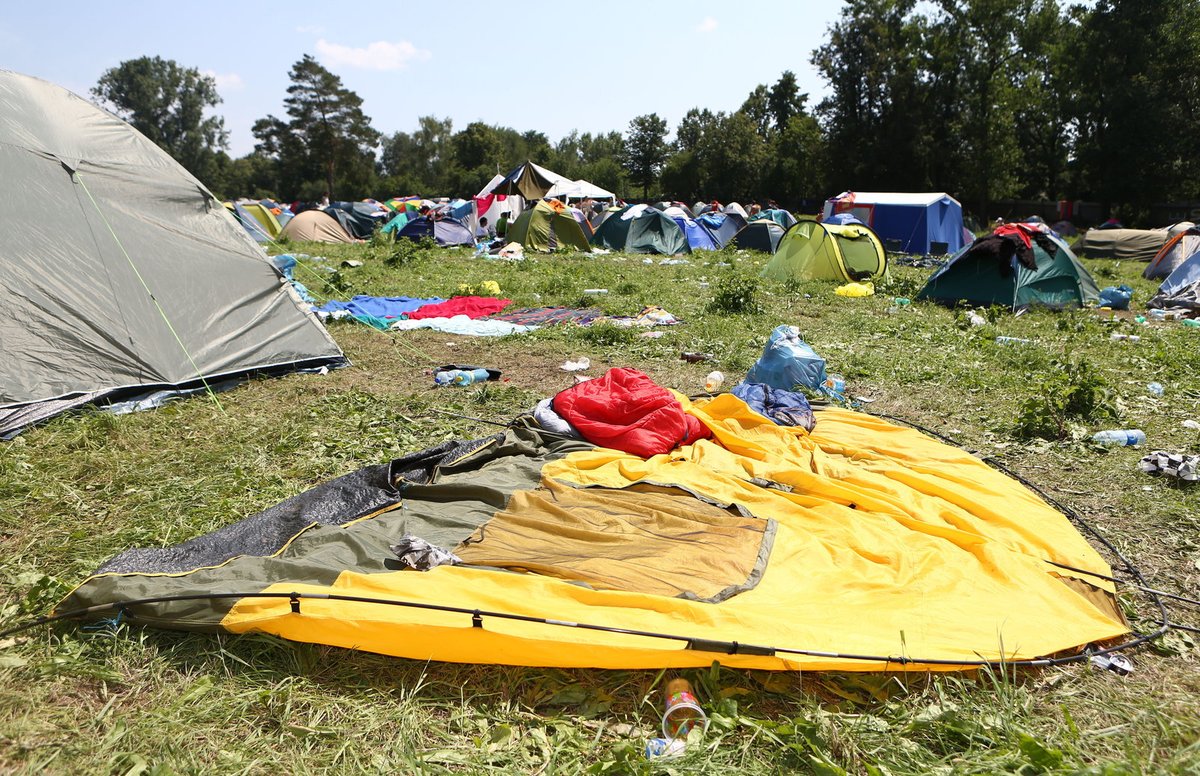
[
  {"x1": 1138, "y1": 450, "x2": 1199, "y2": 482},
  {"x1": 533, "y1": 398, "x2": 583, "y2": 439},
  {"x1": 406, "y1": 296, "x2": 512, "y2": 320},
  {"x1": 730, "y1": 382, "x2": 816, "y2": 431},
  {"x1": 390, "y1": 535, "x2": 462, "y2": 570},
  {"x1": 389, "y1": 316, "x2": 535, "y2": 336},
  {"x1": 552, "y1": 368, "x2": 712, "y2": 458}
]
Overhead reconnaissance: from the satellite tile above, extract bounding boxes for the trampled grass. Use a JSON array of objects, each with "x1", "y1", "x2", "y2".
[{"x1": 2, "y1": 241, "x2": 1199, "y2": 774}]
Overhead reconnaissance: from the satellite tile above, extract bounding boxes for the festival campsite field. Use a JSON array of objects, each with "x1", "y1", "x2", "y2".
[{"x1": 1, "y1": 237, "x2": 1198, "y2": 774}]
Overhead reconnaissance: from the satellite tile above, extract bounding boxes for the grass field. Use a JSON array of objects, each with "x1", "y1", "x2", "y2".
[{"x1": 2, "y1": 237, "x2": 1199, "y2": 774}]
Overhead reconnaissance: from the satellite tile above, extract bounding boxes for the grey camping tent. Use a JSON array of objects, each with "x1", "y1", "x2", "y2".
[{"x1": 0, "y1": 70, "x2": 347, "y2": 438}]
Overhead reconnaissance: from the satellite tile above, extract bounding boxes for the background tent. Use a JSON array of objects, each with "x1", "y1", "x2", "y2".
[
  {"x1": 1073, "y1": 228, "x2": 1167, "y2": 261},
  {"x1": 280, "y1": 210, "x2": 356, "y2": 243},
  {"x1": 326, "y1": 201, "x2": 388, "y2": 240},
  {"x1": 823, "y1": 191, "x2": 965, "y2": 255},
  {"x1": 1148, "y1": 252, "x2": 1200, "y2": 310},
  {"x1": 491, "y1": 161, "x2": 566, "y2": 199},
  {"x1": 917, "y1": 228, "x2": 1100, "y2": 309},
  {"x1": 590, "y1": 204, "x2": 690, "y2": 255},
  {"x1": 226, "y1": 201, "x2": 283, "y2": 242},
  {"x1": 664, "y1": 206, "x2": 719, "y2": 251},
  {"x1": 696, "y1": 211, "x2": 747, "y2": 248},
  {"x1": 1144, "y1": 226, "x2": 1200, "y2": 279},
  {"x1": 507, "y1": 200, "x2": 591, "y2": 252},
  {"x1": 734, "y1": 220, "x2": 786, "y2": 253},
  {"x1": 762, "y1": 221, "x2": 888, "y2": 282},
  {"x1": 396, "y1": 216, "x2": 475, "y2": 247},
  {"x1": 750, "y1": 208, "x2": 798, "y2": 229},
  {"x1": 0, "y1": 70, "x2": 346, "y2": 438}
]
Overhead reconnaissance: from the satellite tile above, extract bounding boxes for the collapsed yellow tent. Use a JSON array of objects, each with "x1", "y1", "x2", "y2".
[{"x1": 60, "y1": 397, "x2": 1126, "y2": 672}]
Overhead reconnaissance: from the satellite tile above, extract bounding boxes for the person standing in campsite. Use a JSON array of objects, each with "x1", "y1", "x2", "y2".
[
  {"x1": 477, "y1": 217, "x2": 495, "y2": 242},
  {"x1": 496, "y1": 212, "x2": 510, "y2": 238}
]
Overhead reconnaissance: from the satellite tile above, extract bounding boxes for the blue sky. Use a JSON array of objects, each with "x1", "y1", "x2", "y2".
[{"x1": 3, "y1": 2, "x2": 847, "y2": 157}]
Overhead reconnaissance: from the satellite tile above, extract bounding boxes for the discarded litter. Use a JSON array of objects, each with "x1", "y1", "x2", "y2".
[
  {"x1": 1090, "y1": 653, "x2": 1134, "y2": 675},
  {"x1": 1110, "y1": 332, "x2": 1141, "y2": 342},
  {"x1": 966, "y1": 310, "x2": 987, "y2": 327},
  {"x1": 662, "y1": 678, "x2": 708, "y2": 739},
  {"x1": 704, "y1": 371, "x2": 725, "y2": 392},
  {"x1": 560, "y1": 357, "x2": 591, "y2": 372},
  {"x1": 644, "y1": 737, "x2": 687, "y2": 759},
  {"x1": 583, "y1": 288, "x2": 609, "y2": 295},
  {"x1": 1092, "y1": 429, "x2": 1146, "y2": 447},
  {"x1": 681, "y1": 351, "x2": 713, "y2": 363},
  {"x1": 435, "y1": 368, "x2": 490, "y2": 386},
  {"x1": 1147, "y1": 382, "x2": 1164, "y2": 397},
  {"x1": 1183, "y1": 319, "x2": 1200, "y2": 328},
  {"x1": 995, "y1": 336, "x2": 1033, "y2": 346},
  {"x1": 1138, "y1": 450, "x2": 1199, "y2": 481},
  {"x1": 1183, "y1": 420, "x2": 1200, "y2": 431},
  {"x1": 835, "y1": 281, "x2": 875, "y2": 297}
]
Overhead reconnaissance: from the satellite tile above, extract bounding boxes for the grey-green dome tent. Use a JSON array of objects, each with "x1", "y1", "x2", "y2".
[
  {"x1": 917, "y1": 227, "x2": 1099, "y2": 310},
  {"x1": 590, "y1": 204, "x2": 690, "y2": 255},
  {"x1": 0, "y1": 70, "x2": 346, "y2": 438}
]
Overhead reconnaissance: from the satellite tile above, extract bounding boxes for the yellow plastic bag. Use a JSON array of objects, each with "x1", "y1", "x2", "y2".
[{"x1": 835, "y1": 281, "x2": 875, "y2": 297}]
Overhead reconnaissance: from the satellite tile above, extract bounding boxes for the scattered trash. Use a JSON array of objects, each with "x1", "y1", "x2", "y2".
[
  {"x1": 1134, "y1": 315, "x2": 1147, "y2": 324},
  {"x1": 1090, "y1": 653, "x2": 1134, "y2": 675},
  {"x1": 1110, "y1": 332, "x2": 1141, "y2": 342},
  {"x1": 966, "y1": 310, "x2": 987, "y2": 327},
  {"x1": 995, "y1": 336, "x2": 1033, "y2": 346},
  {"x1": 497, "y1": 242, "x2": 524, "y2": 260},
  {"x1": 681, "y1": 352, "x2": 714, "y2": 363},
  {"x1": 697, "y1": 282, "x2": 710, "y2": 289},
  {"x1": 704, "y1": 371, "x2": 725, "y2": 392},
  {"x1": 1183, "y1": 420, "x2": 1200, "y2": 431},
  {"x1": 1148, "y1": 382, "x2": 1164, "y2": 397},
  {"x1": 644, "y1": 737, "x2": 687, "y2": 759},
  {"x1": 1097, "y1": 285, "x2": 1133, "y2": 310},
  {"x1": 662, "y1": 678, "x2": 708, "y2": 739},
  {"x1": 1148, "y1": 309, "x2": 1184, "y2": 321},
  {"x1": 835, "y1": 281, "x2": 875, "y2": 297},
  {"x1": 640, "y1": 330, "x2": 666, "y2": 338},
  {"x1": 1183, "y1": 319, "x2": 1200, "y2": 328},
  {"x1": 823, "y1": 374, "x2": 846, "y2": 398},
  {"x1": 1092, "y1": 429, "x2": 1146, "y2": 446},
  {"x1": 390, "y1": 535, "x2": 461, "y2": 570},
  {"x1": 583, "y1": 288, "x2": 609, "y2": 295},
  {"x1": 434, "y1": 368, "x2": 490, "y2": 386},
  {"x1": 560, "y1": 357, "x2": 591, "y2": 372},
  {"x1": 744, "y1": 325, "x2": 828, "y2": 392},
  {"x1": 340, "y1": 259, "x2": 363, "y2": 268},
  {"x1": 1138, "y1": 451, "x2": 1199, "y2": 481},
  {"x1": 893, "y1": 297, "x2": 911, "y2": 306}
]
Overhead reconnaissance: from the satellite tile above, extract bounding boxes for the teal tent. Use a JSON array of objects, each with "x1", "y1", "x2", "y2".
[
  {"x1": 590, "y1": 205, "x2": 690, "y2": 255},
  {"x1": 917, "y1": 229, "x2": 1099, "y2": 310}
]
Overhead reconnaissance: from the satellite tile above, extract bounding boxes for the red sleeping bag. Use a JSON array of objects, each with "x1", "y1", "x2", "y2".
[{"x1": 552, "y1": 367, "x2": 712, "y2": 458}]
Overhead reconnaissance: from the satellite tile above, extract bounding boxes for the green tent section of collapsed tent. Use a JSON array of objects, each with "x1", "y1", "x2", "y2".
[
  {"x1": 918, "y1": 232, "x2": 1100, "y2": 309},
  {"x1": 761, "y1": 221, "x2": 889, "y2": 283},
  {"x1": 0, "y1": 69, "x2": 347, "y2": 439}
]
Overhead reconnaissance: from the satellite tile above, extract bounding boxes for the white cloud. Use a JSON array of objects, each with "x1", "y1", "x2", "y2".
[
  {"x1": 295, "y1": 24, "x2": 325, "y2": 35},
  {"x1": 202, "y1": 70, "x2": 245, "y2": 91},
  {"x1": 697, "y1": 16, "x2": 718, "y2": 33},
  {"x1": 315, "y1": 38, "x2": 431, "y2": 71}
]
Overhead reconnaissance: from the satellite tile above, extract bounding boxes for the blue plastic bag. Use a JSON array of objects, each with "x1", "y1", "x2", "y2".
[
  {"x1": 1098, "y1": 284, "x2": 1133, "y2": 310},
  {"x1": 743, "y1": 325, "x2": 828, "y2": 392}
]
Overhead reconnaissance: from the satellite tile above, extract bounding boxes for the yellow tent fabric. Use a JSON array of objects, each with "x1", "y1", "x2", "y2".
[
  {"x1": 763, "y1": 221, "x2": 887, "y2": 283},
  {"x1": 221, "y1": 399, "x2": 1126, "y2": 671}
]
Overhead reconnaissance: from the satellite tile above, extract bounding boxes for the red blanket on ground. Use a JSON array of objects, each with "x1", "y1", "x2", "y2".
[
  {"x1": 552, "y1": 368, "x2": 712, "y2": 458},
  {"x1": 407, "y1": 296, "x2": 512, "y2": 320}
]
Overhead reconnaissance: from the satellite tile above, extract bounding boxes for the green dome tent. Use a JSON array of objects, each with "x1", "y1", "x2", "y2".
[
  {"x1": 762, "y1": 221, "x2": 888, "y2": 282},
  {"x1": 590, "y1": 204, "x2": 690, "y2": 255},
  {"x1": 918, "y1": 228, "x2": 1100, "y2": 309},
  {"x1": 508, "y1": 200, "x2": 591, "y2": 252}
]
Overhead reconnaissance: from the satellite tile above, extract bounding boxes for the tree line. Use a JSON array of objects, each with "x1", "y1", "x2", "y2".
[{"x1": 91, "y1": 0, "x2": 1200, "y2": 224}]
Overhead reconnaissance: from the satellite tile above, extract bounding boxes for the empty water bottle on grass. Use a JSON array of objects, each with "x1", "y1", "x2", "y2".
[{"x1": 1092, "y1": 429, "x2": 1146, "y2": 446}]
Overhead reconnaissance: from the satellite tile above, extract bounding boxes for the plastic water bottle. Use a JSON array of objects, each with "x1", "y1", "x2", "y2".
[
  {"x1": 823, "y1": 374, "x2": 846, "y2": 396},
  {"x1": 995, "y1": 336, "x2": 1032, "y2": 346},
  {"x1": 1092, "y1": 429, "x2": 1146, "y2": 446},
  {"x1": 704, "y1": 371, "x2": 725, "y2": 392},
  {"x1": 453, "y1": 368, "x2": 490, "y2": 385},
  {"x1": 434, "y1": 370, "x2": 461, "y2": 386}
]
